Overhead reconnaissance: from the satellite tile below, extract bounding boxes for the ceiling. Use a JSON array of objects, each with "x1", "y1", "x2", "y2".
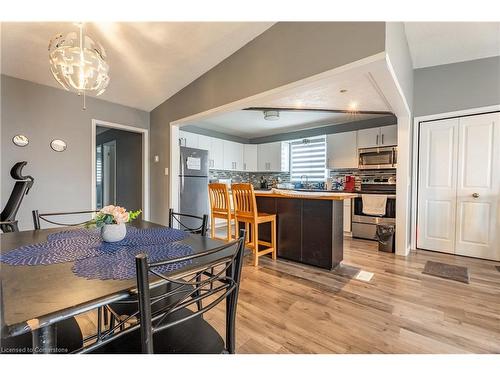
[
  {"x1": 185, "y1": 67, "x2": 392, "y2": 138},
  {"x1": 1, "y1": 22, "x2": 274, "y2": 111},
  {"x1": 404, "y1": 22, "x2": 500, "y2": 69},
  {"x1": 186, "y1": 110, "x2": 386, "y2": 139}
]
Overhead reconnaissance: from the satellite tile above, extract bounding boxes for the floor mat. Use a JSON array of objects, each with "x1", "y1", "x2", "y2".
[{"x1": 423, "y1": 261, "x2": 470, "y2": 284}]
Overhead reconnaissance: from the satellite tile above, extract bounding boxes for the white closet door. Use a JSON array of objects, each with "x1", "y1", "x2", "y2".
[
  {"x1": 417, "y1": 118, "x2": 459, "y2": 253},
  {"x1": 455, "y1": 113, "x2": 500, "y2": 261}
]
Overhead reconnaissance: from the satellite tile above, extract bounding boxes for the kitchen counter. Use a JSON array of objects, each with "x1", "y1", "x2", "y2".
[
  {"x1": 255, "y1": 188, "x2": 356, "y2": 200},
  {"x1": 253, "y1": 190, "x2": 348, "y2": 270}
]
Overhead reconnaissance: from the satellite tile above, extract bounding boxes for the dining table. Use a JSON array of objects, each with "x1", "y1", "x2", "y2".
[{"x1": 0, "y1": 219, "x2": 229, "y2": 354}]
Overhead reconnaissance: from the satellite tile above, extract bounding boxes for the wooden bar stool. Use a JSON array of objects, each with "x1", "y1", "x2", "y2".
[
  {"x1": 208, "y1": 183, "x2": 236, "y2": 241},
  {"x1": 231, "y1": 183, "x2": 276, "y2": 266}
]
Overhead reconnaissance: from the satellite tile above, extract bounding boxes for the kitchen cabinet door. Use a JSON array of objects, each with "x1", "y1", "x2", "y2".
[
  {"x1": 223, "y1": 140, "x2": 244, "y2": 170},
  {"x1": 326, "y1": 131, "x2": 358, "y2": 169},
  {"x1": 243, "y1": 144, "x2": 258, "y2": 171},
  {"x1": 380, "y1": 125, "x2": 397, "y2": 146},
  {"x1": 197, "y1": 134, "x2": 211, "y2": 150},
  {"x1": 357, "y1": 127, "x2": 380, "y2": 149},
  {"x1": 179, "y1": 130, "x2": 198, "y2": 148},
  {"x1": 258, "y1": 142, "x2": 283, "y2": 171},
  {"x1": 209, "y1": 138, "x2": 224, "y2": 169}
]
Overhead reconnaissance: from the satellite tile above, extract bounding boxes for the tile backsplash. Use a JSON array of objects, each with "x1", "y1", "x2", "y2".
[{"x1": 209, "y1": 169, "x2": 290, "y2": 188}]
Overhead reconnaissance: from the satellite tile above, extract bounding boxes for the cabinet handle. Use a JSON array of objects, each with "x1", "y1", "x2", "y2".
[
  {"x1": 243, "y1": 163, "x2": 247, "y2": 170},
  {"x1": 376, "y1": 134, "x2": 379, "y2": 145},
  {"x1": 381, "y1": 134, "x2": 384, "y2": 145},
  {"x1": 472, "y1": 193, "x2": 480, "y2": 198}
]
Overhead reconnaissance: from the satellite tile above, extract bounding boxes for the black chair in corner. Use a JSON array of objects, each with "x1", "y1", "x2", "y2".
[
  {"x1": 106, "y1": 209, "x2": 209, "y2": 327},
  {"x1": 87, "y1": 229, "x2": 246, "y2": 354},
  {"x1": 0, "y1": 162, "x2": 34, "y2": 233}
]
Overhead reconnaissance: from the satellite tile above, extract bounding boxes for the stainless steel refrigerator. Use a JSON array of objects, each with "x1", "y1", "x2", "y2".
[{"x1": 179, "y1": 146, "x2": 209, "y2": 229}]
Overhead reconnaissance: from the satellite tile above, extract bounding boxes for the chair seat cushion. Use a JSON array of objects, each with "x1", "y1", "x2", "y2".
[
  {"x1": 1, "y1": 317, "x2": 83, "y2": 354},
  {"x1": 91, "y1": 308, "x2": 224, "y2": 354}
]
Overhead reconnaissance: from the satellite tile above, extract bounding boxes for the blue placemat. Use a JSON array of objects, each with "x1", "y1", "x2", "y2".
[{"x1": 0, "y1": 226, "x2": 192, "y2": 280}]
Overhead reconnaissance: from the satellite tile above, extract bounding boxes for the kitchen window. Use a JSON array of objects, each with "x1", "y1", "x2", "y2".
[{"x1": 290, "y1": 135, "x2": 327, "y2": 182}]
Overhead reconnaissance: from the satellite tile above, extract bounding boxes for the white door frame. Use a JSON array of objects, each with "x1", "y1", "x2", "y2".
[
  {"x1": 410, "y1": 104, "x2": 500, "y2": 251},
  {"x1": 91, "y1": 119, "x2": 150, "y2": 220}
]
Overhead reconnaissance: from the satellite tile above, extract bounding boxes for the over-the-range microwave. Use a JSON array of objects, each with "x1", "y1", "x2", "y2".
[{"x1": 358, "y1": 146, "x2": 397, "y2": 170}]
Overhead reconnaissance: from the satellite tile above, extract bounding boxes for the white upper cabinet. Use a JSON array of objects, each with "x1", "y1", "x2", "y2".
[
  {"x1": 223, "y1": 140, "x2": 244, "y2": 171},
  {"x1": 380, "y1": 125, "x2": 397, "y2": 146},
  {"x1": 258, "y1": 142, "x2": 288, "y2": 172},
  {"x1": 209, "y1": 138, "x2": 224, "y2": 169},
  {"x1": 197, "y1": 134, "x2": 211, "y2": 150},
  {"x1": 357, "y1": 125, "x2": 398, "y2": 148},
  {"x1": 243, "y1": 144, "x2": 258, "y2": 172},
  {"x1": 178, "y1": 130, "x2": 199, "y2": 148},
  {"x1": 326, "y1": 131, "x2": 358, "y2": 169}
]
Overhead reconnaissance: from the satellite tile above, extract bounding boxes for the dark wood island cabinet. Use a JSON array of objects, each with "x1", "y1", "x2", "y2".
[{"x1": 253, "y1": 191, "x2": 355, "y2": 270}]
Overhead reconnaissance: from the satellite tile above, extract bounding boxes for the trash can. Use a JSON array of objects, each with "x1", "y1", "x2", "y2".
[{"x1": 376, "y1": 224, "x2": 395, "y2": 253}]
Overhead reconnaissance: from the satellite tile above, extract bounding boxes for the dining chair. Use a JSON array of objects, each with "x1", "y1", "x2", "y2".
[
  {"x1": 32, "y1": 209, "x2": 99, "y2": 230},
  {"x1": 208, "y1": 183, "x2": 235, "y2": 241},
  {"x1": 168, "y1": 208, "x2": 208, "y2": 235},
  {"x1": 85, "y1": 230, "x2": 246, "y2": 354},
  {"x1": 231, "y1": 183, "x2": 276, "y2": 266},
  {"x1": 0, "y1": 161, "x2": 34, "y2": 233}
]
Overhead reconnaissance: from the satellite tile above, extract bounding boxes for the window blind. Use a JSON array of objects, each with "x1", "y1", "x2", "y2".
[{"x1": 290, "y1": 136, "x2": 327, "y2": 182}]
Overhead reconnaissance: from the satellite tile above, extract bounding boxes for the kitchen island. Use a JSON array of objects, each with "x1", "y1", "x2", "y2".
[{"x1": 253, "y1": 189, "x2": 355, "y2": 269}]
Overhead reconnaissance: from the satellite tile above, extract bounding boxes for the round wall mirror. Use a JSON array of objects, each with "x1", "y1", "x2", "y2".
[
  {"x1": 50, "y1": 139, "x2": 67, "y2": 152},
  {"x1": 12, "y1": 135, "x2": 29, "y2": 147}
]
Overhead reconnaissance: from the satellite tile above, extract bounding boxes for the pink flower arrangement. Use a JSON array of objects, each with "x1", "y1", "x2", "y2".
[{"x1": 88, "y1": 205, "x2": 141, "y2": 227}]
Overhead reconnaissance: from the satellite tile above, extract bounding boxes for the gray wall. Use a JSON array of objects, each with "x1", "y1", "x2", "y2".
[
  {"x1": 414, "y1": 56, "x2": 500, "y2": 116},
  {"x1": 1, "y1": 75, "x2": 149, "y2": 230},
  {"x1": 96, "y1": 128, "x2": 143, "y2": 211},
  {"x1": 151, "y1": 22, "x2": 386, "y2": 224}
]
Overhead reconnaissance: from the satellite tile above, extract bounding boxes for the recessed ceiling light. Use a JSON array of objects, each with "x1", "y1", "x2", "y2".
[
  {"x1": 340, "y1": 89, "x2": 348, "y2": 93},
  {"x1": 263, "y1": 110, "x2": 280, "y2": 121}
]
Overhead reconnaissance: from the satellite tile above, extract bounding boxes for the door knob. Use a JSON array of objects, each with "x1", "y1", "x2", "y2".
[{"x1": 472, "y1": 193, "x2": 480, "y2": 198}]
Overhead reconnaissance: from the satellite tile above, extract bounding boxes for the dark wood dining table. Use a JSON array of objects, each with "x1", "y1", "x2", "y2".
[{"x1": 0, "y1": 220, "x2": 228, "y2": 353}]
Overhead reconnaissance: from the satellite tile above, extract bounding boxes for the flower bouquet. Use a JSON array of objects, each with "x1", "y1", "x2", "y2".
[{"x1": 88, "y1": 205, "x2": 142, "y2": 242}]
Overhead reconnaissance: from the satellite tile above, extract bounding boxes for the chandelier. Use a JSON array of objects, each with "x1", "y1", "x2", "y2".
[{"x1": 48, "y1": 23, "x2": 110, "y2": 110}]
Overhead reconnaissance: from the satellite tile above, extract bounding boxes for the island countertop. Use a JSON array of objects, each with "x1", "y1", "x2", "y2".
[{"x1": 254, "y1": 188, "x2": 356, "y2": 201}]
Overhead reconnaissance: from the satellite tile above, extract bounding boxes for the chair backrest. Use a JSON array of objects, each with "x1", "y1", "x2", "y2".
[
  {"x1": 168, "y1": 208, "x2": 208, "y2": 236},
  {"x1": 0, "y1": 162, "x2": 34, "y2": 232},
  {"x1": 135, "y1": 229, "x2": 246, "y2": 353},
  {"x1": 32, "y1": 210, "x2": 99, "y2": 230},
  {"x1": 208, "y1": 183, "x2": 231, "y2": 214},
  {"x1": 231, "y1": 183, "x2": 257, "y2": 219}
]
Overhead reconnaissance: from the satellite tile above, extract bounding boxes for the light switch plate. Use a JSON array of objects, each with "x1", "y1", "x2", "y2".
[
  {"x1": 154, "y1": 155, "x2": 159, "y2": 162},
  {"x1": 164, "y1": 167, "x2": 169, "y2": 176}
]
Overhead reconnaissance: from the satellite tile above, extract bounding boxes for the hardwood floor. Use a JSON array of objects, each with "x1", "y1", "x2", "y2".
[{"x1": 78, "y1": 235, "x2": 500, "y2": 353}]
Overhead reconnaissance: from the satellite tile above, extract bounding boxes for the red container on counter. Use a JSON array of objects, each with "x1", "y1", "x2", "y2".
[{"x1": 344, "y1": 175, "x2": 355, "y2": 192}]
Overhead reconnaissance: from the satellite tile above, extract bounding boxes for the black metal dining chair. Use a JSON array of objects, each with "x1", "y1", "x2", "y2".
[
  {"x1": 84, "y1": 229, "x2": 246, "y2": 354},
  {"x1": 32, "y1": 209, "x2": 99, "y2": 230},
  {"x1": 106, "y1": 210, "x2": 209, "y2": 327},
  {"x1": 168, "y1": 208, "x2": 209, "y2": 235},
  {"x1": 0, "y1": 161, "x2": 34, "y2": 233}
]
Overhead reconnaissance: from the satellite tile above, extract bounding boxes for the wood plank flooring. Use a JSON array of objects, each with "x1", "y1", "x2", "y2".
[{"x1": 78, "y1": 236, "x2": 500, "y2": 353}]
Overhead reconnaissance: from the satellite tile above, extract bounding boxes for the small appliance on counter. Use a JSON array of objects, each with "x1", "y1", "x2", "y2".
[
  {"x1": 259, "y1": 176, "x2": 268, "y2": 189},
  {"x1": 344, "y1": 175, "x2": 355, "y2": 192}
]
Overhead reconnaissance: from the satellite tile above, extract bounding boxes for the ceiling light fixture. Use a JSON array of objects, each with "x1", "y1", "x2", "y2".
[
  {"x1": 48, "y1": 23, "x2": 110, "y2": 110},
  {"x1": 263, "y1": 110, "x2": 280, "y2": 121}
]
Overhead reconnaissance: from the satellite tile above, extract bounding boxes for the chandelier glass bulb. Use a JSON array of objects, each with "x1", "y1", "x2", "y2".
[{"x1": 48, "y1": 24, "x2": 109, "y2": 106}]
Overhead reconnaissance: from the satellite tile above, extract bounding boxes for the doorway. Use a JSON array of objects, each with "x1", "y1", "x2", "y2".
[{"x1": 92, "y1": 120, "x2": 150, "y2": 219}]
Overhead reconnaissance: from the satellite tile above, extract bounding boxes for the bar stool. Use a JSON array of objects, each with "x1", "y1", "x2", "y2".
[
  {"x1": 231, "y1": 183, "x2": 276, "y2": 266},
  {"x1": 208, "y1": 183, "x2": 235, "y2": 241}
]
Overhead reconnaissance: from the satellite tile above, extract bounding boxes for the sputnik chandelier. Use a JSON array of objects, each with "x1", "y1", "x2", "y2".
[{"x1": 48, "y1": 23, "x2": 110, "y2": 110}]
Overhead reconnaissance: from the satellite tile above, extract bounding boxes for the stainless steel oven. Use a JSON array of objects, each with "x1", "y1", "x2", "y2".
[
  {"x1": 351, "y1": 174, "x2": 396, "y2": 241},
  {"x1": 358, "y1": 146, "x2": 397, "y2": 170}
]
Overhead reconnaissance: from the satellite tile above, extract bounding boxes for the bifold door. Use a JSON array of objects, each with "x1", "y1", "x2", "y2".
[{"x1": 417, "y1": 112, "x2": 500, "y2": 261}]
